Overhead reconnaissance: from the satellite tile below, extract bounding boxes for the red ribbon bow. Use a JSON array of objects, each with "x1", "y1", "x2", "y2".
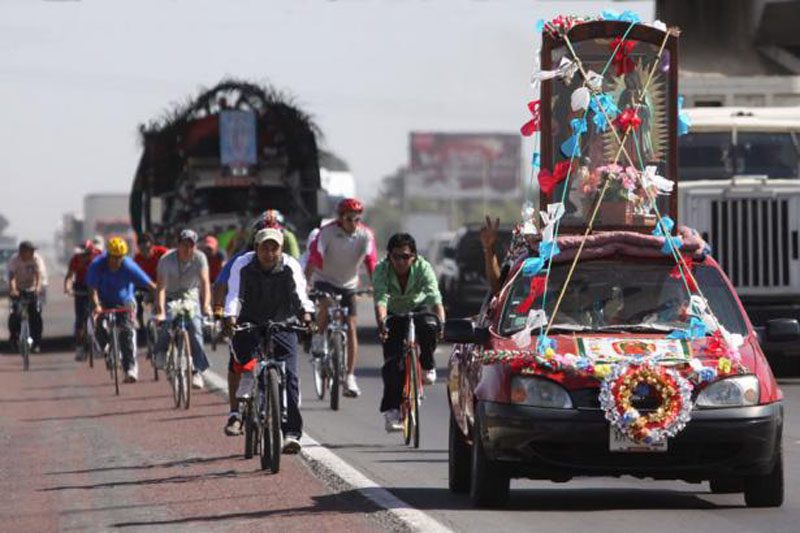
[
  {"x1": 538, "y1": 160, "x2": 574, "y2": 197},
  {"x1": 520, "y1": 100, "x2": 541, "y2": 136},
  {"x1": 705, "y1": 330, "x2": 728, "y2": 358},
  {"x1": 669, "y1": 254, "x2": 697, "y2": 292},
  {"x1": 516, "y1": 276, "x2": 547, "y2": 314},
  {"x1": 613, "y1": 107, "x2": 642, "y2": 132},
  {"x1": 610, "y1": 37, "x2": 636, "y2": 76}
]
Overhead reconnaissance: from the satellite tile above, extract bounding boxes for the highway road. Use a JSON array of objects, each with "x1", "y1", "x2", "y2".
[{"x1": 2, "y1": 290, "x2": 799, "y2": 532}]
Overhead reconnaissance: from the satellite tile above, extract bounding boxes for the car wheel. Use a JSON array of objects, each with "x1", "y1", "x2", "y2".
[
  {"x1": 469, "y1": 409, "x2": 509, "y2": 507},
  {"x1": 709, "y1": 477, "x2": 743, "y2": 494},
  {"x1": 449, "y1": 411, "x2": 471, "y2": 493},
  {"x1": 744, "y1": 447, "x2": 783, "y2": 507}
]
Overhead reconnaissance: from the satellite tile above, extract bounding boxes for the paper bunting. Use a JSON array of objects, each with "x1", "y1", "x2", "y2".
[
  {"x1": 539, "y1": 239, "x2": 561, "y2": 259},
  {"x1": 585, "y1": 70, "x2": 604, "y2": 92},
  {"x1": 516, "y1": 275, "x2": 547, "y2": 314},
  {"x1": 570, "y1": 87, "x2": 591, "y2": 111},
  {"x1": 601, "y1": 10, "x2": 641, "y2": 24},
  {"x1": 520, "y1": 100, "x2": 541, "y2": 136},
  {"x1": 560, "y1": 117, "x2": 588, "y2": 157},
  {"x1": 530, "y1": 57, "x2": 578, "y2": 89},
  {"x1": 540, "y1": 202, "x2": 565, "y2": 243},
  {"x1": 521, "y1": 256, "x2": 545, "y2": 276},
  {"x1": 589, "y1": 93, "x2": 619, "y2": 132},
  {"x1": 614, "y1": 107, "x2": 642, "y2": 131},
  {"x1": 652, "y1": 215, "x2": 675, "y2": 237},
  {"x1": 641, "y1": 165, "x2": 674, "y2": 194},
  {"x1": 609, "y1": 37, "x2": 636, "y2": 76},
  {"x1": 677, "y1": 95, "x2": 691, "y2": 136},
  {"x1": 538, "y1": 160, "x2": 574, "y2": 197},
  {"x1": 660, "y1": 235, "x2": 683, "y2": 255}
]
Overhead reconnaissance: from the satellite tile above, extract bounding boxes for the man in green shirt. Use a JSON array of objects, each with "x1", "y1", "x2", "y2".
[{"x1": 373, "y1": 233, "x2": 445, "y2": 432}]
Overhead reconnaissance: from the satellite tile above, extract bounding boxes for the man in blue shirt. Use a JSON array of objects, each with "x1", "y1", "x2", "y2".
[{"x1": 86, "y1": 237, "x2": 155, "y2": 383}]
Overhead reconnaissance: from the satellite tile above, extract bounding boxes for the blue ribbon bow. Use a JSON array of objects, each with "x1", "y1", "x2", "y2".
[{"x1": 560, "y1": 118, "x2": 588, "y2": 158}]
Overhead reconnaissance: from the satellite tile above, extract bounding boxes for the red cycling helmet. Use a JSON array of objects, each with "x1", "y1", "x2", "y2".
[{"x1": 337, "y1": 197, "x2": 364, "y2": 215}]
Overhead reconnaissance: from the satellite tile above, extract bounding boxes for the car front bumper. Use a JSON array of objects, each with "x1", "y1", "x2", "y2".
[{"x1": 478, "y1": 400, "x2": 782, "y2": 481}]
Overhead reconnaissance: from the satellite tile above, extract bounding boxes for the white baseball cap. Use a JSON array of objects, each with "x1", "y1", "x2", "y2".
[{"x1": 254, "y1": 228, "x2": 284, "y2": 246}]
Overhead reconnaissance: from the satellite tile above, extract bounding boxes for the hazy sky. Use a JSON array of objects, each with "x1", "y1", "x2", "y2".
[{"x1": 0, "y1": 0, "x2": 652, "y2": 241}]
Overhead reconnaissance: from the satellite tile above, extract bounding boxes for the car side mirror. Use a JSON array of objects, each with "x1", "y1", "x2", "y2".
[
  {"x1": 444, "y1": 318, "x2": 489, "y2": 344},
  {"x1": 443, "y1": 246, "x2": 455, "y2": 260},
  {"x1": 766, "y1": 318, "x2": 800, "y2": 342}
]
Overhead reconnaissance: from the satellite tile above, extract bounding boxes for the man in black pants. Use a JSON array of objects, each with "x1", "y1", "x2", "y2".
[
  {"x1": 373, "y1": 233, "x2": 445, "y2": 432},
  {"x1": 222, "y1": 228, "x2": 314, "y2": 453}
]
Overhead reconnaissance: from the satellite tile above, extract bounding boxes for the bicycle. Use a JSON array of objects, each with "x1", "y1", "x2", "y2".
[
  {"x1": 95, "y1": 307, "x2": 131, "y2": 396},
  {"x1": 308, "y1": 288, "x2": 370, "y2": 411},
  {"x1": 384, "y1": 312, "x2": 441, "y2": 449},
  {"x1": 12, "y1": 290, "x2": 37, "y2": 371},
  {"x1": 146, "y1": 317, "x2": 159, "y2": 381},
  {"x1": 161, "y1": 299, "x2": 197, "y2": 409},
  {"x1": 233, "y1": 318, "x2": 310, "y2": 473}
]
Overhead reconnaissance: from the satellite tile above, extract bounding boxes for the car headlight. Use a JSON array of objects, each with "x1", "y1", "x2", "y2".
[
  {"x1": 510, "y1": 376, "x2": 573, "y2": 409},
  {"x1": 695, "y1": 376, "x2": 759, "y2": 408}
]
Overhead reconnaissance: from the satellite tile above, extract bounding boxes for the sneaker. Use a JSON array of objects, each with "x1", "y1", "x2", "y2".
[
  {"x1": 224, "y1": 414, "x2": 242, "y2": 436},
  {"x1": 236, "y1": 372, "x2": 255, "y2": 399},
  {"x1": 423, "y1": 368, "x2": 437, "y2": 385},
  {"x1": 343, "y1": 373, "x2": 360, "y2": 398},
  {"x1": 383, "y1": 409, "x2": 403, "y2": 433},
  {"x1": 310, "y1": 333, "x2": 327, "y2": 356},
  {"x1": 282, "y1": 435, "x2": 302, "y2": 454},
  {"x1": 192, "y1": 372, "x2": 204, "y2": 389},
  {"x1": 123, "y1": 370, "x2": 138, "y2": 383}
]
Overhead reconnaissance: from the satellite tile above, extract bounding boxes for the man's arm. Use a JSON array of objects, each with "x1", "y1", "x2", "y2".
[{"x1": 480, "y1": 215, "x2": 501, "y2": 295}]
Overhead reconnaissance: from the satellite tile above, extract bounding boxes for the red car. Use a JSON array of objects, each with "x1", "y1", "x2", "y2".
[{"x1": 445, "y1": 247, "x2": 796, "y2": 508}]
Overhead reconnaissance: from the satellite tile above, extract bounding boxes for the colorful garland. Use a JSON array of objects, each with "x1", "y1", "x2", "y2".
[{"x1": 599, "y1": 363, "x2": 693, "y2": 444}]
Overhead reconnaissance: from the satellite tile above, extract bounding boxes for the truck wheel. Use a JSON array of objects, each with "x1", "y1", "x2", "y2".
[
  {"x1": 744, "y1": 448, "x2": 783, "y2": 507},
  {"x1": 709, "y1": 477, "x2": 743, "y2": 494},
  {"x1": 449, "y1": 411, "x2": 471, "y2": 493},
  {"x1": 469, "y1": 410, "x2": 509, "y2": 507}
]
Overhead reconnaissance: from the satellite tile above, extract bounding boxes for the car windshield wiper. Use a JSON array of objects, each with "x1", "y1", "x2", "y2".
[{"x1": 593, "y1": 324, "x2": 676, "y2": 333}]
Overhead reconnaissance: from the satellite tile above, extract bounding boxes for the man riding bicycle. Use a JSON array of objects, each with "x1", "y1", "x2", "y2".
[
  {"x1": 153, "y1": 229, "x2": 213, "y2": 389},
  {"x1": 7, "y1": 241, "x2": 45, "y2": 353},
  {"x1": 64, "y1": 240, "x2": 102, "y2": 360},
  {"x1": 134, "y1": 232, "x2": 168, "y2": 338},
  {"x1": 373, "y1": 233, "x2": 445, "y2": 432},
  {"x1": 305, "y1": 198, "x2": 377, "y2": 398},
  {"x1": 223, "y1": 228, "x2": 314, "y2": 453},
  {"x1": 86, "y1": 237, "x2": 156, "y2": 383}
]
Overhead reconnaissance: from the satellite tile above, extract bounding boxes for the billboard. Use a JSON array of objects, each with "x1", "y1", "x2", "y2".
[
  {"x1": 220, "y1": 110, "x2": 257, "y2": 168},
  {"x1": 407, "y1": 133, "x2": 521, "y2": 199}
]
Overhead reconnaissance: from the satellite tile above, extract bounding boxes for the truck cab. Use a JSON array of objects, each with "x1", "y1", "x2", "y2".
[{"x1": 678, "y1": 107, "x2": 800, "y2": 362}]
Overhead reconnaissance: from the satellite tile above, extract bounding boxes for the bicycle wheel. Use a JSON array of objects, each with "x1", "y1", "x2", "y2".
[
  {"x1": 402, "y1": 350, "x2": 419, "y2": 446},
  {"x1": 180, "y1": 330, "x2": 192, "y2": 409},
  {"x1": 85, "y1": 316, "x2": 95, "y2": 368},
  {"x1": 330, "y1": 333, "x2": 342, "y2": 411},
  {"x1": 111, "y1": 326, "x2": 120, "y2": 396},
  {"x1": 261, "y1": 367, "x2": 282, "y2": 473},
  {"x1": 312, "y1": 354, "x2": 326, "y2": 400},
  {"x1": 243, "y1": 398, "x2": 257, "y2": 459},
  {"x1": 20, "y1": 319, "x2": 30, "y2": 371},
  {"x1": 167, "y1": 346, "x2": 181, "y2": 408},
  {"x1": 411, "y1": 355, "x2": 421, "y2": 449}
]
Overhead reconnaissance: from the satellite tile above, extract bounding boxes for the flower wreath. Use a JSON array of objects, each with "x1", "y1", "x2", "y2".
[{"x1": 598, "y1": 363, "x2": 693, "y2": 444}]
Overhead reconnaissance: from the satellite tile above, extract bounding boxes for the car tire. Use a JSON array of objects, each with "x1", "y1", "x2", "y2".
[
  {"x1": 449, "y1": 411, "x2": 471, "y2": 493},
  {"x1": 469, "y1": 410, "x2": 509, "y2": 507},
  {"x1": 709, "y1": 477, "x2": 743, "y2": 494},
  {"x1": 744, "y1": 447, "x2": 783, "y2": 507}
]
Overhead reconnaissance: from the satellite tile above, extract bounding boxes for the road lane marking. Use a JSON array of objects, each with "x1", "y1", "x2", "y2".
[{"x1": 203, "y1": 370, "x2": 453, "y2": 533}]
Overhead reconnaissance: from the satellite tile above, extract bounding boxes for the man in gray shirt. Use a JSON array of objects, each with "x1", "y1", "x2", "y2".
[{"x1": 154, "y1": 229, "x2": 213, "y2": 389}]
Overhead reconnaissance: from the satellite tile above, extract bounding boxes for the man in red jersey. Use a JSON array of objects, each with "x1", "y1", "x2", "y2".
[
  {"x1": 64, "y1": 240, "x2": 102, "y2": 360},
  {"x1": 134, "y1": 233, "x2": 168, "y2": 337}
]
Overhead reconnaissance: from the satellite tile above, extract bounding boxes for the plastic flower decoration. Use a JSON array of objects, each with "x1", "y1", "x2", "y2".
[{"x1": 613, "y1": 107, "x2": 642, "y2": 131}]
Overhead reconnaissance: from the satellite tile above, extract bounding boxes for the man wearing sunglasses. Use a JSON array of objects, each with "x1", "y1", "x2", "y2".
[
  {"x1": 305, "y1": 197, "x2": 377, "y2": 398},
  {"x1": 373, "y1": 233, "x2": 445, "y2": 432}
]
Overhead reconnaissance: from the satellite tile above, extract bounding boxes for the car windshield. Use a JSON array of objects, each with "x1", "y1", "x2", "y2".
[
  {"x1": 679, "y1": 130, "x2": 800, "y2": 180},
  {"x1": 500, "y1": 260, "x2": 748, "y2": 336}
]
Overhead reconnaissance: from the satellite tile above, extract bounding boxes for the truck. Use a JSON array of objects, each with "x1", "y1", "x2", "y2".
[
  {"x1": 677, "y1": 106, "x2": 800, "y2": 363},
  {"x1": 129, "y1": 79, "x2": 326, "y2": 242},
  {"x1": 83, "y1": 194, "x2": 135, "y2": 250}
]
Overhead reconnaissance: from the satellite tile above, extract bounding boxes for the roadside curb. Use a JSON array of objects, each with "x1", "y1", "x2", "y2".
[{"x1": 203, "y1": 370, "x2": 453, "y2": 533}]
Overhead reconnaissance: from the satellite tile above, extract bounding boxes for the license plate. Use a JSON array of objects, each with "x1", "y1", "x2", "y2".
[{"x1": 609, "y1": 428, "x2": 667, "y2": 453}]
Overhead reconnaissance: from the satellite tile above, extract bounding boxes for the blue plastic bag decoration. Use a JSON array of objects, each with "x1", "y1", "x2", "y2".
[
  {"x1": 589, "y1": 93, "x2": 619, "y2": 133},
  {"x1": 521, "y1": 256, "x2": 545, "y2": 277},
  {"x1": 536, "y1": 334, "x2": 555, "y2": 355},
  {"x1": 601, "y1": 10, "x2": 641, "y2": 24},
  {"x1": 660, "y1": 235, "x2": 683, "y2": 255},
  {"x1": 531, "y1": 152, "x2": 541, "y2": 169},
  {"x1": 667, "y1": 316, "x2": 708, "y2": 340},
  {"x1": 538, "y1": 240, "x2": 561, "y2": 259},
  {"x1": 651, "y1": 215, "x2": 674, "y2": 237},
  {"x1": 560, "y1": 117, "x2": 588, "y2": 158},
  {"x1": 677, "y1": 96, "x2": 691, "y2": 136}
]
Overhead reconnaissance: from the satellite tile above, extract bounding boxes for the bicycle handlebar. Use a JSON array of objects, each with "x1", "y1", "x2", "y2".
[
  {"x1": 308, "y1": 288, "x2": 372, "y2": 302},
  {"x1": 232, "y1": 318, "x2": 311, "y2": 335},
  {"x1": 383, "y1": 311, "x2": 442, "y2": 329},
  {"x1": 96, "y1": 307, "x2": 132, "y2": 315}
]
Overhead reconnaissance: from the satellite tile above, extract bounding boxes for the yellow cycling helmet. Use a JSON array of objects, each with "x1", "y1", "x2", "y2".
[{"x1": 107, "y1": 237, "x2": 129, "y2": 257}]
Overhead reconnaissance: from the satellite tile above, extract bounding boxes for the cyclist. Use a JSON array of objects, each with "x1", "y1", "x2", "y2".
[
  {"x1": 222, "y1": 227, "x2": 314, "y2": 453},
  {"x1": 373, "y1": 233, "x2": 445, "y2": 432},
  {"x1": 199, "y1": 235, "x2": 225, "y2": 284},
  {"x1": 64, "y1": 240, "x2": 102, "y2": 360},
  {"x1": 134, "y1": 232, "x2": 168, "y2": 336},
  {"x1": 212, "y1": 210, "x2": 300, "y2": 316},
  {"x1": 86, "y1": 237, "x2": 156, "y2": 383},
  {"x1": 152, "y1": 229, "x2": 213, "y2": 389},
  {"x1": 305, "y1": 198, "x2": 377, "y2": 398},
  {"x1": 7, "y1": 241, "x2": 45, "y2": 352}
]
